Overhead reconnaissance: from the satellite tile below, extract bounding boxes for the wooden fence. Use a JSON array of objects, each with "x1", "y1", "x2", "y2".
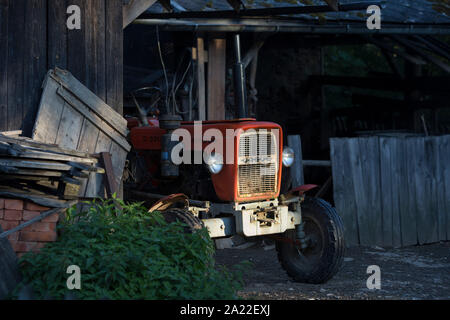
[{"x1": 331, "y1": 135, "x2": 450, "y2": 247}]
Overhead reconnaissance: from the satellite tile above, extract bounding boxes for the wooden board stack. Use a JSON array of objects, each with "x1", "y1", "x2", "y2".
[{"x1": 0, "y1": 131, "x2": 104, "y2": 200}]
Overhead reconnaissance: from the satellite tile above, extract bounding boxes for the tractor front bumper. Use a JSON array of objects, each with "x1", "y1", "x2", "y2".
[{"x1": 202, "y1": 199, "x2": 301, "y2": 238}]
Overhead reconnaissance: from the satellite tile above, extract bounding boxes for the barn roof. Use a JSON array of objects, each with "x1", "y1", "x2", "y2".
[{"x1": 134, "y1": 0, "x2": 450, "y2": 34}]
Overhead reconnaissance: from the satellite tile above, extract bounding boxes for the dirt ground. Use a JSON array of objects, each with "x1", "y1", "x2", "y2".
[{"x1": 214, "y1": 241, "x2": 450, "y2": 300}]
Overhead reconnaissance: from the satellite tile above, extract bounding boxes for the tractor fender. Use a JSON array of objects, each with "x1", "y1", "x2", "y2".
[{"x1": 288, "y1": 184, "x2": 319, "y2": 196}]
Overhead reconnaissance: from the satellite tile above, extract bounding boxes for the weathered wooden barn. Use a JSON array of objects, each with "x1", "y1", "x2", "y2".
[
  {"x1": 0, "y1": 0, "x2": 123, "y2": 136},
  {"x1": 0, "y1": 0, "x2": 449, "y2": 248}
]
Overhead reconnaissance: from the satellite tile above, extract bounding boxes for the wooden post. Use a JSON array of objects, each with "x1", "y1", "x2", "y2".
[
  {"x1": 196, "y1": 36, "x2": 206, "y2": 121},
  {"x1": 207, "y1": 36, "x2": 226, "y2": 120}
]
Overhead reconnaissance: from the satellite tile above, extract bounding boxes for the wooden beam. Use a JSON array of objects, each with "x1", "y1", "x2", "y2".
[
  {"x1": 323, "y1": 0, "x2": 339, "y2": 11},
  {"x1": 391, "y1": 35, "x2": 450, "y2": 74},
  {"x1": 196, "y1": 36, "x2": 206, "y2": 121},
  {"x1": 123, "y1": 0, "x2": 158, "y2": 29},
  {"x1": 207, "y1": 36, "x2": 226, "y2": 120},
  {"x1": 365, "y1": 36, "x2": 426, "y2": 65},
  {"x1": 100, "y1": 152, "x2": 118, "y2": 198},
  {"x1": 226, "y1": 0, "x2": 243, "y2": 11}
]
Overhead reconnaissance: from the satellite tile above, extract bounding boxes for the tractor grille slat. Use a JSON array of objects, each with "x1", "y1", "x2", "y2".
[{"x1": 238, "y1": 130, "x2": 279, "y2": 198}]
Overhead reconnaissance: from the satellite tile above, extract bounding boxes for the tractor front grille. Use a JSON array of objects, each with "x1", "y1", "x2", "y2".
[{"x1": 237, "y1": 129, "x2": 279, "y2": 198}]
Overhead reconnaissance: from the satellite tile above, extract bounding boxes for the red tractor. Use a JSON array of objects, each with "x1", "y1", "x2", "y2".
[{"x1": 126, "y1": 114, "x2": 345, "y2": 284}]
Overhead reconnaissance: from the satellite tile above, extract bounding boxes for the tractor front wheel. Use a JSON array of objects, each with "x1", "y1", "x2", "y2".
[
  {"x1": 161, "y1": 208, "x2": 203, "y2": 234},
  {"x1": 276, "y1": 198, "x2": 345, "y2": 284}
]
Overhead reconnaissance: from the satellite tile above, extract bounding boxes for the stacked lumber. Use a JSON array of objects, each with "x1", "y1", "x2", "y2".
[{"x1": 0, "y1": 132, "x2": 104, "y2": 200}]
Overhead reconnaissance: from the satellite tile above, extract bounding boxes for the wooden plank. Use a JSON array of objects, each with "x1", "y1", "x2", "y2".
[
  {"x1": 403, "y1": 137, "x2": 419, "y2": 246},
  {"x1": 0, "y1": 158, "x2": 72, "y2": 171},
  {"x1": 0, "y1": 226, "x2": 21, "y2": 300},
  {"x1": 123, "y1": 0, "x2": 158, "y2": 29},
  {"x1": 53, "y1": 68, "x2": 128, "y2": 135},
  {"x1": 390, "y1": 138, "x2": 403, "y2": 248},
  {"x1": 109, "y1": 142, "x2": 128, "y2": 195},
  {"x1": 423, "y1": 137, "x2": 439, "y2": 244},
  {"x1": 55, "y1": 103, "x2": 84, "y2": 150},
  {"x1": 85, "y1": 0, "x2": 106, "y2": 101},
  {"x1": 7, "y1": 0, "x2": 25, "y2": 131},
  {"x1": 0, "y1": 135, "x2": 94, "y2": 159},
  {"x1": 57, "y1": 87, "x2": 131, "y2": 151},
  {"x1": 348, "y1": 138, "x2": 372, "y2": 246},
  {"x1": 330, "y1": 138, "x2": 359, "y2": 246},
  {"x1": 0, "y1": 169, "x2": 62, "y2": 178},
  {"x1": 22, "y1": 0, "x2": 47, "y2": 136},
  {"x1": 0, "y1": 191, "x2": 74, "y2": 208},
  {"x1": 106, "y1": 0, "x2": 124, "y2": 114},
  {"x1": 364, "y1": 137, "x2": 383, "y2": 246},
  {"x1": 287, "y1": 135, "x2": 304, "y2": 187},
  {"x1": 84, "y1": 132, "x2": 112, "y2": 198},
  {"x1": 440, "y1": 136, "x2": 450, "y2": 241},
  {"x1": 32, "y1": 75, "x2": 66, "y2": 144},
  {"x1": 434, "y1": 136, "x2": 446, "y2": 241},
  {"x1": 77, "y1": 122, "x2": 100, "y2": 196},
  {"x1": 0, "y1": 131, "x2": 22, "y2": 137},
  {"x1": 411, "y1": 137, "x2": 435, "y2": 245},
  {"x1": 207, "y1": 37, "x2": 226, "y2": 121},
  {"x1": 196, "y1": 36, "x2": 206, "y2": 121},
  {"x1": 0, "y1": 1, "x2": 8, "y2": 132},
  {"x1": 100, "y1": 152, "x2": 118, "y2": 197},
  {"x1": 67, "y1": 0, "x2": 87, "y2": 86},
  {"x1": 48, "y1": 0, "x2": 68, "y2": 69},
  {"x1": 0, "y1": 147, "x2": 96, "y2": 164},
  {"x1": 380, "y1": 137, "x2": 394, "y2": 247}
]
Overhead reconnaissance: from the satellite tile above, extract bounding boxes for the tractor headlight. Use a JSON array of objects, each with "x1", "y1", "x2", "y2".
[
  {"x1": 282, "y1": 147, "x2": 295, "y2": 167},
  {"x1": 205, "y1": 153, "x2": 224, "y2": 174}
]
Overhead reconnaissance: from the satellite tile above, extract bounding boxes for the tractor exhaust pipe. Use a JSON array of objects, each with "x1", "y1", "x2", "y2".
[{"x1": 234, "y1": 34, "x2": 248, "y2": 119}]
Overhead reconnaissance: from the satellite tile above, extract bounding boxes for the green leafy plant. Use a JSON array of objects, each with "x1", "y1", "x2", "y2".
[{"x1": 17, "y1": 198, "x2": 249, "y2": 300}]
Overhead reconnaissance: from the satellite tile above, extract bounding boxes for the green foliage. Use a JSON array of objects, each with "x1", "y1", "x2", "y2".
[{"x1": 17, "y1": 198, "x2": 249, "y2": 300}]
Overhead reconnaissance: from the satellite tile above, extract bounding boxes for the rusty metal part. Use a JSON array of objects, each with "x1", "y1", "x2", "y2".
[{"x1": 148, "y1": 193, "x2": 189, "y2": 212}]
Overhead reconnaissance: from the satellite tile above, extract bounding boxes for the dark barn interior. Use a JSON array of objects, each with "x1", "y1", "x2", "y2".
[{"x1": 123, "y1": 0, "x2": 450, "y2": 203}]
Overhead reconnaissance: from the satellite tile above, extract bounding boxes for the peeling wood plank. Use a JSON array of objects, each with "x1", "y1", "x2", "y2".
[
  {"x1": 57, "y1": 87, "x2": 131, "y2": 151},
  {"x1": 52, "y1": 69, "x2": 128, "y2": 135}
]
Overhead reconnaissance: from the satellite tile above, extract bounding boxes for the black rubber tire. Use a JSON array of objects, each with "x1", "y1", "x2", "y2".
[
  {"x1": 162, "y1": 208, "x2": 204, "y2": 234},
  {"x1": 276, "y1": 197, "x2": 345, "y2": 284}
]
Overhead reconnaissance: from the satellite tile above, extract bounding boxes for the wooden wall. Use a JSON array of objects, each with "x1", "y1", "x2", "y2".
[
  {"x1": 0, "y1": 0, "x2": 123, "y2": 135},
  {"x1": 331, "y1": 135, "x2": 450, "y2": 248}
]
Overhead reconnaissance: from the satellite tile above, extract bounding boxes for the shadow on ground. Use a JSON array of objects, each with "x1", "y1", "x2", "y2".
[{"x1": 215, "y1": 242, "x2": 450, "y2": 300}]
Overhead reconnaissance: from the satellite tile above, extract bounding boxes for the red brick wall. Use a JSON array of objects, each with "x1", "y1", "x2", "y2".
[{"x1": 0, "y1": 198, "x2": 60, "y2": 258}]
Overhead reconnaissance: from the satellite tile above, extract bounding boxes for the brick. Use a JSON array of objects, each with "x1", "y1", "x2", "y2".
[
  {"x1": 4, "y1": 210, "x2": 22, "y2": 221},
  {"x1": 7, "y1": 233, "x2": 19, "y2": 241},
  {"x1": 0, "y1": 220, "x2": 20, "y2": 231},
  {"x1": 42, "y1": 213, "x2": 60, "y2": 223},
  {"x1": 23, "y1": 210, "x2": 60, "y2": 224},
  {"x1": 0, "y1": 209, "x2": 3, "y2": 219},
  {"x1": 22, "y1": 210, "x2": 40, "y2": 221},
  {"x1": 10, "y1": 241, "x2": 46, "y2": 253},
  {"x1": 0, "y1": 199, "x2": 4, "y2": 209},
  {"x1": 5, "y1": 199, "x2": 23, "y2": 211},
  {"x1": 23, "y1": 222, "x2": 56, "y2": 232},
  {"x1": 20, "y1": 231, "x2": 57, "y2": 242},
  {"x1": 24, "y1": 201, "x2": 50, "y2": 212}
]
